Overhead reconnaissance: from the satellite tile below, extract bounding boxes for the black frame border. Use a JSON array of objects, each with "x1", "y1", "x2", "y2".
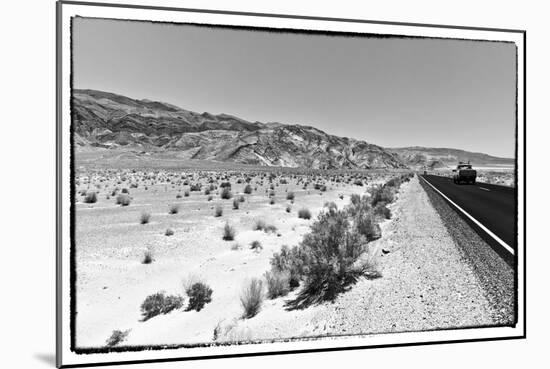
[{"x1": 56, "y1": 1, "x2": 527, "y2": 367}]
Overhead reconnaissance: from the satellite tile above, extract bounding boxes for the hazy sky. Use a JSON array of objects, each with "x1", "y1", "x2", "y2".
[{"x1": 72, "y1": 17, "x2": 517, "y2": 158}]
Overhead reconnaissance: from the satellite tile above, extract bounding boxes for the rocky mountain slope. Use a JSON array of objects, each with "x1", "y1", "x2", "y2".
[
  {"x1": 387, "y1": 147, "x2": 514, "y2": 169},
  {"x1": 72, "y1": 89, "x2": 406, "y2": 169}
]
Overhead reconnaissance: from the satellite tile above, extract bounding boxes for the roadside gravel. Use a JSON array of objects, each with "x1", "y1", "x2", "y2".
[
  {"x1": 418, "y1": 177, "x2": 515, "y2": 325},
  {"x1": 308, "y1": 175, "x2": 499, "y2": 336}
]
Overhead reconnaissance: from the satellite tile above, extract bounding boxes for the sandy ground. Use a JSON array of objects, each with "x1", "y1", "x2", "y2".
[
  {"x1": 75, "y1": 171, "x2": 507, "y2": 348},
  {"x1": 75, "y1": 171, "x2": 379, "y2": 347}
]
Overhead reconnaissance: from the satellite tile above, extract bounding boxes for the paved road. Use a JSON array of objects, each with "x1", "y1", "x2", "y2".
[{"x1": 420, "y1": 175, "x2": 517, "y2": 253}]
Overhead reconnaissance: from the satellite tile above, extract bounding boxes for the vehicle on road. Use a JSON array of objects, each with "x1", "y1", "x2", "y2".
[{"x1": 452, "y1": 162, "x2": 477, "y2": 184}]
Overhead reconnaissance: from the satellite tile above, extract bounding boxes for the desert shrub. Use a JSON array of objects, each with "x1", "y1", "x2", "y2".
[
  {"x1": 176, "y1": 193, "x2": 182, "y2": 199},
  {"x1": 354, "y1": 210, "x2": 381, "y2": 242},
  {"x1": 324, "y1": 201, "x2": 338, "y2": 212},
  {"x1": 84, "y1": 191, "x2": 98, "y2": 203},
  {"x1": 214, "y1": 205, "x2": 223, "y2": 217},
  {"x1": 230, "y1": 243, "x2": 241, "y2": 251},
  {"x1": 105, "y1": 329, "x2": 130, "y2": 347},
  {"x1": 270, "y1": 245, "x2": 306, "y2": 288},
  {"x1": 370, "y1": 186, "x2": 394, "y2": 207},
  {"x1": 220, "y1": 181, "x2": 232, "y2": 189},
  {"x1": 244, "y1": 184, "x2": 253, "y2": 194},
  {"x1": 264, "y1": 224, "x2": 278, "y2": 234},
  {"x1": 264, "y1": 270, "x2": 290, "y2": 299},
  {"x1": 142, "y1": 248, "x2": 154, "y2": 264},
  {"x1": 140, "y1": 211, "x2": 151, "y2": 224},
  {"x1": 239, "y1": 195, "x2": 245, "y2": 203},
  {"x1": 350, "y1": 194, "x2": 361, "y2": 206},
  {"x1": 184, "y1": 190, "x2": 190, "y2": 197},
  {"x1": 208, "y1": 195, "x2": 213, "y2": 201},
  {"x1": 240, "y1": 278, "x2": 264, "y2": 319},
  {"x1": 190, "y1": 183, "x2": 201, "y2": 192},
  {"x1": 286, "y1": 205, "x2": 291, "y2": 213},
  {"x1": 165, "y1": 228, "x2": 174, "y2": 236},
  {"x1": 140, "y1": 292, "x2": 184, "y2": 321},
  {"x1": 185, "y1": 282, "x2": 213, "y2": 312},
  {"x1": 121, "y1": 188, "x2": 129, "y2": 194},
  {"x1": 204, "y1": 188, "x2": 211, "y2": 195},
  {"x1": 298, "y1": 208, "x2": 312, "y2": 219},
  {"x1": 269, "y1": 198, "x2": 275, "y2": 205},
  {"x1": 221, "y1": 187, "x2": 232, "y2": 200},
  {"x1": 354, "y1": 179, "x2": 363, "y2": 186},
  {"x1": 374, "y1": 203, "x2": 392, "y2": 219},
  {"x1": 168, "y1": 204, "x2": 179, "y2": 214},
  {"x1": 286, "y1": 191, "x2": 295, "y2": 201},
  {"x1": 233, "y1": 198, "x2": 240, "y2": 210},
  {"x1": 290, "y1": 207, "x2": 367, "y2": 307},
  {"x1": 116, "y1": 194, "x2": 131, "y2": 206},
  {"x1": 253, "y1": 219, "x2": 267, "y2": 231},
  {"x1": 250, "y1": 240, "x2": 262, "y2": 250},
  {"x1": 223, "y1": 223, "x2": 235, "y2": 241}
]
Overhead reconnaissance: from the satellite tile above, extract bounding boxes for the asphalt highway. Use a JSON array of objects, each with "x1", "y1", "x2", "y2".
[{"x1": 420, "y1": 175, "x2": 517, "y2": 254}]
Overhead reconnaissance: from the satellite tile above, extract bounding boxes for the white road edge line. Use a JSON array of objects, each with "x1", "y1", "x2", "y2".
[
  {"x1": 479, "y1": 187, "x2": 491, "y2": 191},
  {"x1": 420, "y1": 175, "x2": 515, "y2": 256}
]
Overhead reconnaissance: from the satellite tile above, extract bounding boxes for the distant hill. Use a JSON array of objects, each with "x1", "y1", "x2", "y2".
[
  {"x1": 387, "y1": 147, "x2": 514, "y2": 169},
  {"x1": 72, "y1": 89, "x2": 406, "y2": 169}
]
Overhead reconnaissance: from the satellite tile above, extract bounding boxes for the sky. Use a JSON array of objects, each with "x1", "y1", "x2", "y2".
[{"x1": 72, "y1": 17, "x2": 517, "y2": 158}]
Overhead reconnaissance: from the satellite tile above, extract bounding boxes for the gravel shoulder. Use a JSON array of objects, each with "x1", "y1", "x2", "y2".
[
  {"x1": 310, "y1": 175, "x2": 500, "y2": 336},
  {"x1": 418, "y1": 177, "x2": 516, "y2": 325}
]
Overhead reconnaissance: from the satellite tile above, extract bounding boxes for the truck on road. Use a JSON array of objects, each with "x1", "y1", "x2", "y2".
[{"x1": 453, "y1": 162, "x2": 477, "y2": 184}]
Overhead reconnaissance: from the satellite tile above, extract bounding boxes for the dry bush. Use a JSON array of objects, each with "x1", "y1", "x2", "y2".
[
  {"x1": 374, "y1": 203, "x2": 391, "y2": 219},
  {"x1": 270, "y1": 245, "x2": 305, "y2": 289},
  {"x1": 253, "y1": 219, "x2": 266, "y2": 231},
  {"x1": 140, "y1": 211, "x2": 151, "y2": 224},
  {"x1": 84, "y1": 191, "x2": 98, "y2": 203},
  {"x1": 185, "y1": 282, "x2": 213, "y2": 312},
  {"x1": 354, "y1": 209, "x2": 382, "y2": 242},
  {"x1": 233, "y1": 198, "x2": 240, "y2": 210},
  {"x1": 142, "y1": 248, "x2": 154, "y2": 264},
  {"x1": 264, "y1": 270, "x2": 290, "y2": 299},
  {"x1": 214, "y1": 205, "x2": 223, "y2": 217},
  {"x1": 240, "y1": 278, "x2": 264, "y2": 319},
  {"x1": 286, "y1": 205, "x2": 292, "y2": 213},
  {"x1": 168, "y1": 204, "x2": 180, "y2": 214},
  {"x1": 140, "y1": 292, "x2": 184, "y2": 321},
  {"x1": 288, "y1": 206, "x2": 367, "y2": 307},
  {"x1": 165, "y1": 228, "x2": 174, "y2": 236},
  {"x1": 116, "y1": 194, "x2": 131, "y2": 206},
  {"x1": 223, "y1": 223, "x2": 236, "y2": 241},
  {"x1": 220, "y1": 187, "x2": 232, "y2": 199},
  {"x1": 244, "y1": 184, "x2": 253, "y2": 194},
  {"x1": 298, "y1": 208, "x2": 312, "y2": 219},
  {"x1": 105, "y1": 329, "x2": 130, "y2": 347},
  {"x1": 250, "y1": 240, "x2": 262, "y2": 251}
]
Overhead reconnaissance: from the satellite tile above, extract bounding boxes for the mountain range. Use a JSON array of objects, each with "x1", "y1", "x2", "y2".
[
  {"x1": 72, "y1": 89, "x2": 512, "y2": 170},
  {"x1": 387, "y1": 147, "x2": 514, "y2": 169}
]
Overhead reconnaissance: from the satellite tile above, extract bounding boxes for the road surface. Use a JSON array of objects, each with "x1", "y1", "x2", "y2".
[{"x1": 420, "y1": 175, "x2": 517, "y2": 255}]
